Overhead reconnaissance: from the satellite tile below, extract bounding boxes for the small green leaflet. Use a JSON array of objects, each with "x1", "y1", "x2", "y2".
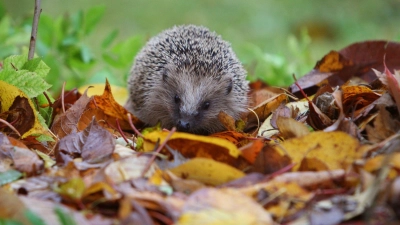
[
  {"x1": 0, "y1": 69, "x2": 51, "y2": 98},
  {"x1": 0, "y1": 169, "x2": 22, "y2": 186},
  {"x1": 0, "y1": 54, "x2": 52, "y2": 98}
]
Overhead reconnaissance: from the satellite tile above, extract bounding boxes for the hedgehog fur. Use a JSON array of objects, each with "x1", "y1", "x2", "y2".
[{"x1": 126, "y1": 25, "x2": 249, "y2": 134}]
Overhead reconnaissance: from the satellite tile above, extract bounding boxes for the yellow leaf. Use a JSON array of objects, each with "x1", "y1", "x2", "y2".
[
  {"x1": 78, "y1": 83, "x2": 128, "y2": 106},
  {"x1": 364, "y1": 153, "x2": 400, "y2": 179},
  {"x1": 169, "y1": 158, "x2": 245, "y2": 186},
  {"x1": 56, "y1": 177, "x2": 85, "y2": 201},
  {"x1": 144, "y1": 130, "x2": 241, "y2": 158},
  {"x1": 83, "y1": 182, "x2": 120, "y2": 200},
  {"x1": 263, "y1": 182, "x2": 314, "y2": 219},
  {"x1": 35, "y1": 150, "x2": 55, "y2": 168},
  {"x1": 0, "y1": 81, "x2": 51, "y2": 139},
  {"x1": 274, "y1": 131, "x2": 361, "y2": 171}
]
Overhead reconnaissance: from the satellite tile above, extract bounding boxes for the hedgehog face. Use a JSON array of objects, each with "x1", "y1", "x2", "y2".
[{"x1": 154, "y1": 67, "x2": 235, "y2": 134}]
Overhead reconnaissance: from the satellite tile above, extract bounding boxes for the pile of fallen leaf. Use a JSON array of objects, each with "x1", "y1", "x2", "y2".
[{"x1": 1, "y1": 40, "x2": 400, "y2": 225}]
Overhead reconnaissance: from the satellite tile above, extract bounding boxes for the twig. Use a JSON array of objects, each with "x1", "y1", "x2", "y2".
[
  {"x1": 115, "y1": 118, "x2": 130, "y2": 145},
  {"x1": 0, "y1": 119, "x2": 21, "y2": 137},
  {"x1": 28, "y1": 0, "x2": 42, "y2": 60},
  {"x1": 42, "y1": 91, "x2": 53, "y2": 107},
  {"x1": 292, "y1": 74, "x2": 311, "y2": 102},
  {"x1": 61, "y1": 81, "x2": 66, "y2": 113},
  {"x1": 127, "y1": 113, "x2": 144, "y2": 138},
  {"x1": 141, "y1": 127, "x2": 176, "y2": 177}
]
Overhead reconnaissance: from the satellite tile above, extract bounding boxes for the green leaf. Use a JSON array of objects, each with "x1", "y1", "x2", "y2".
[
  {"x1": 55, "y1": 208, "x2": 77, "y2": 225},
  {"x1": 21, "y1": 58, "x2": 51, "y2": 78},
  {"x1": 88, "y1": 69, "x2": 124, "y2": 86},
  {"x1": 80, "y1": 44, "x2": 92, "y2": 63},
  {"x1": 0, "y1": 170, "x2": 22, "y2": 186},
  {"x1": 0, "y1": 16, "x2": 11, "y2": 39},
  {"x1": 83, "y1": 5, "x2": 105, "y2": 35},
  {"x1": 0, "y1": 2, "x2": 6, "y2": 19},
  {"x1": 0, "y1": 219, "x2": 23, "y2": 225},
  {"x1": 35, "y1": 150, "x2": 56, "y2": 168},
  {"x1": 0, "y1": 70, "x2": 52, "y2": 98},
  {"x1": 71, "y1": 10, "x2": 84, "y2": 35},
  {"x1": 37, "y1": 15, "x2": 56, "y2": 47},
  {"x1": 61, "y1": 36, "x2": 78, "y2": 46},
  {"x1": 111, "y1": 35, "x2": 144, "y2": 65},
  {"x1": 3, "y1": 54, "x2": 27, "y2": 70},
  {"x1": 36, "y1": 92, "x2": 54, "y2": 126},
  {"x1": 24, "y1": 210, "x2": 46, "y2": 225},
  {"x1": 34, "y1": 133, "x2": 55, "y2": 143},
  {"x1": 101, "y1": 29, "x2": 118, "y2": 49}
]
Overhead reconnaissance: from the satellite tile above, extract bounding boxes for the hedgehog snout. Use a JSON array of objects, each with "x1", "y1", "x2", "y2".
[
  {"x1": 176, "y1": 110, "x2": 200, "y2": 132},
  {"x1": 177, "y1": 119, "x2": 191, "y2": 132}
]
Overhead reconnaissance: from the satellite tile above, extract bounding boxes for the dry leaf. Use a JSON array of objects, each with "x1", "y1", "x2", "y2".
[
  {"x1": 169, "y1": 157, "x2": 245, "y2": 186},
  {"x1": 274, "y1": 131, "x2": 361, "y2": 171},
  {"x1": 55, "y1": 117, "x2": 115, "y2": 165},
  {"x1": 178, "y1": 188, "x2": 273, "y2": 225},
  {"x1": 290, "y1": 41, "x2": 400, "y2": 96},
  {"x1": 143, "y1": 130, "x2": 249, "y2": 169},
  {"x1": 0, "y1": 81, "x2": 51, "y2": 139}
]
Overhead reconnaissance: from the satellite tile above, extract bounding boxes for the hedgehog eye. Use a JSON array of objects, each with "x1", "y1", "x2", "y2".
[
  {"x1": 202, "y1": 101, "x2": 210, "y2": 110},
  {"x1": 226, "y1": 79, "x2": 233, "y2": 95},
  {"x1": 174, "y1": 95, "x2": 181, "y2": 104}
]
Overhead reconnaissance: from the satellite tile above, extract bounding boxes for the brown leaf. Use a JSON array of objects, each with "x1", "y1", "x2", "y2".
[
  {"x1": 51, "y1": 91, "x2": 90, "y2": 138},
  {"x1": 12, "y1": 146, "x2": 44, "y2": 176},
  {"x1": 0, "y1": 132, "x2": 43, "y2": 175},
  {"x1": 276, "y1": 116, "x2": 310, "y2": 139},
  {"x1": 342, "y1": 85, "x2": 380, "y2": 118},
  {"x1": 78, "y1": 80, "x2": 142, "y2": 132},
  {"x1": 290, "y1": 40, "x2": 400, "y2": 96},
  {"x1": 51, "y1": 89, "x2": 81, "y2": 121},
  {"x1": 5, "y1": 96, "x2": 35, "y2": 136},
  {"x1": 55, "y1": 117, "x2": 115, "y2": 165},
  {"x1": 365, "y1": 106, "x2": 400, "y2": 143},
  {"x1": 307, "y1": 100, "x2": 334, "y2": 130},
  {"x1": 217, "y1": 111, "x2": 236, "y2": 131},
  {"x1": 248, "y1": 144, "x2": 292, "y2": 174},
  {"x1": 246, "y1": 93, "x2": 288, "y2": 131},
  {"x1": 249, "y1": 85, "x2": 284, "y2": 108}
]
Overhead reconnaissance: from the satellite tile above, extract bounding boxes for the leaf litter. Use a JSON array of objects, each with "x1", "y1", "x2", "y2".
[{"x1": 1, "y1": 40, "x2": 400, "y2": 224}]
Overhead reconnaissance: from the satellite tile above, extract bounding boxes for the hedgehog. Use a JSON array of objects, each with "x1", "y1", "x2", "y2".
[{"x1": 126, "y1": 25, "x2": 249, "y2": 134}]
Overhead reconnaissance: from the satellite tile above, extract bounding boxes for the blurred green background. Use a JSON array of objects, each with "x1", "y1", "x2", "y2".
[{"x1": 1, "y1": 0, "x2": 400, "y2": 92}]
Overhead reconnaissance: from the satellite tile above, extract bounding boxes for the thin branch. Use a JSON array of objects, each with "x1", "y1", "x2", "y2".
[
  {"x1": 141, "y1": 127, "x2": 176, "y2": 177},
  {"x1": 28, "y1": 0, "x2": 42, "y2": 60},
  {"x1": 61, "y1": 81, "x2": 66, "y2": 113},
  {"x1": 0, "y1": 119, "x2": 21, "y2": 137},
  {"x1": 127, "y1": 113, "x2": 144, "y2": 138}
]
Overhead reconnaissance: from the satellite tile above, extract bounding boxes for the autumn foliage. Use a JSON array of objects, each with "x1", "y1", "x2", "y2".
[{"x1": 1, "y1": 40, "x2": 400, "y2": 224}]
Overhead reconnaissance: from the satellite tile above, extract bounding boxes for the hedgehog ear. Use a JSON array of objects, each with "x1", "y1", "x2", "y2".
[{"x1": 226, "y1": 78, "x2": 233, "y2": 95}]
